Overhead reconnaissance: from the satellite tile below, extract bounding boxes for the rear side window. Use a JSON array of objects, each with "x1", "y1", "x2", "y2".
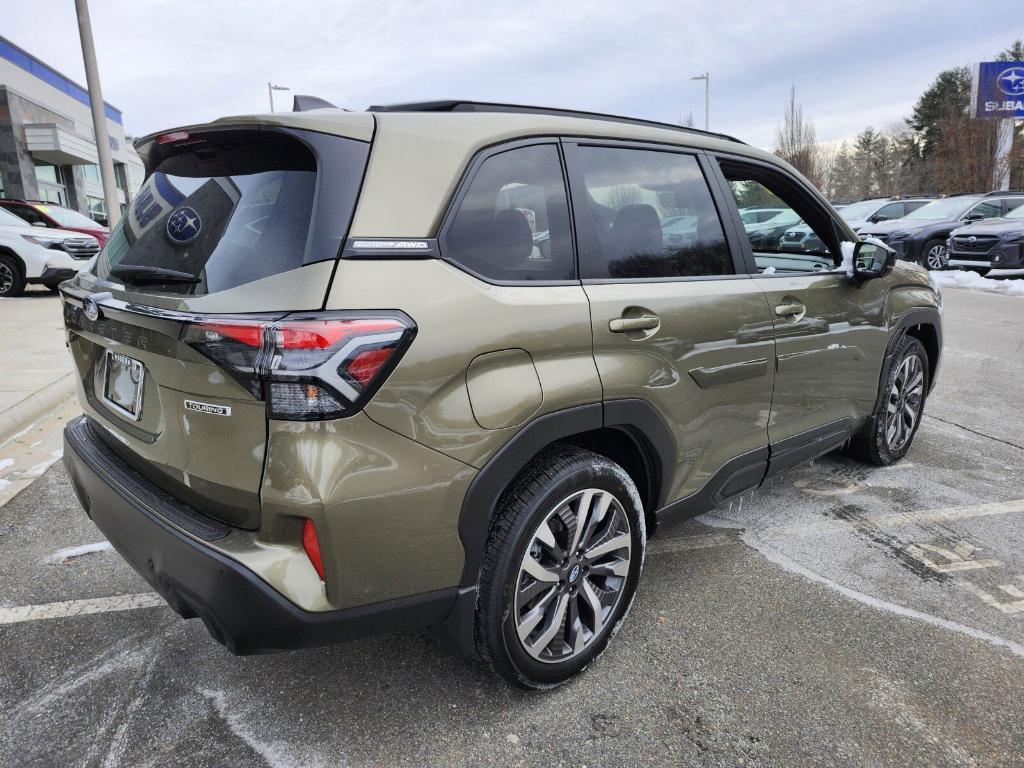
[
  {"x1": 574, "y1": 147, "x2": 732, "y2": 279},
  {"x1": 443, "y1": 144, "x2": 575, "y2": 282},
  {"x1": 95, "y1": 129, "x2": 368, "y2": 295}
]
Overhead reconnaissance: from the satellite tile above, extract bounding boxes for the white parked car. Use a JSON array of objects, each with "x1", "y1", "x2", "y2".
[{"x1": 0, "y1": 206, "x2": 99, "y2": 297}]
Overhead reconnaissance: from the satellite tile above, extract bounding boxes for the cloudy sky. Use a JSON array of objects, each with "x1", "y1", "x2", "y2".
[{"x1": 4, "y1": 0, "x2": 1020, "y2": 149}]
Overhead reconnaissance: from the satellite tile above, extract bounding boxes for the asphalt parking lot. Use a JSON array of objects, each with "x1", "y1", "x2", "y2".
[{"x1": 1, "y1": 285, "x2": 1023, "y2": 767}]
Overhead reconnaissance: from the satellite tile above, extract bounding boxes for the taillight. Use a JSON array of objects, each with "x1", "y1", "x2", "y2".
[{"x1": 183, "y1": 311, "x2": 415, "y2": 420}]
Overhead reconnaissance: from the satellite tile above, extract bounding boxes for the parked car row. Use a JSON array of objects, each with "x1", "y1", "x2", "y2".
[
  {"x1": 859, "y1": 192, "x2": 1024, "y2": 271},
  {"x1": 738, "y1": 191, "x2": 1024, "y2": 273}
]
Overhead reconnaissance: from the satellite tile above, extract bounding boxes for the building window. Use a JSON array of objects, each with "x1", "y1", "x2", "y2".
[
  {"x1": 33, "y1": 161, "x2": 67, "y2": 206},
  {"x1": 82, "y1": 164, "x2": 102, "y2": 184}
]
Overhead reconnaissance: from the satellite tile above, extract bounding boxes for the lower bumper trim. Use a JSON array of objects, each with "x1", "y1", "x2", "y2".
[{"x1": 63, "y1": 415, "x2": 458, "y2": 655}]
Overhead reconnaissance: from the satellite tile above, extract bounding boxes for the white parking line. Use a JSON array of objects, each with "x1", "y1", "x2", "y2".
[{"x1": 0, "y1": 593, "x2": 165, "y2": 625}]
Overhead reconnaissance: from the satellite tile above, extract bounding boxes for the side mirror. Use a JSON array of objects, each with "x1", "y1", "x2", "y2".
[
  {"x1": 963, "y1": 213, "x2": 984, "y2": 221},
  {"x1": 852, "y1": 240, "x2": 895, "y2": 281},
  {"x1": 869, "y1": 214, "x2": 890, "y2": 223}
]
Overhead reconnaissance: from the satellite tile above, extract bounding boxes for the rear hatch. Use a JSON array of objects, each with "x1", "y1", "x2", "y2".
[{"x1": 61, "y1": 124, "x2": 373, "y2": 529}]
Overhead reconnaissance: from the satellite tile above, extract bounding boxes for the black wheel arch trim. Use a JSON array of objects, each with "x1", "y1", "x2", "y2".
[
  {"x1": 455, "y1": 399, "x2": 675, "y2": 589},
  {"x1": 873, "y1": 307, "x2": 942, "y2": 415}
]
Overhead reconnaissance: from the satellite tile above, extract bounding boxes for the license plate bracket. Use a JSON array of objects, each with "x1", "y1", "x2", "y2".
[{"x1": 102, "y1": 351, "x2": 145, "y2": 421}]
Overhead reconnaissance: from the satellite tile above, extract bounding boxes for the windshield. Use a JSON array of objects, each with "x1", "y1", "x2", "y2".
[
  {"x1": 33, "y1": 203, "x2": 102, "y2": 229},
  {"x1": 839, "y1": 200, "x2": 885, "y2": 221},
  {"x1": 761, "y1": 210, "x2": 799, "y2": 226},
  {"x1": 904, "y1": 197, "x2": 980, "y2": 221},
  {"x1": 0, "y1": 207, "x2": 30, "y2": 228}
]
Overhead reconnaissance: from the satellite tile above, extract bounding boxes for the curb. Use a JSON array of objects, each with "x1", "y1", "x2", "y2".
[{"x1": 0, "y1": 373, "x2": 76, "y2": 447}]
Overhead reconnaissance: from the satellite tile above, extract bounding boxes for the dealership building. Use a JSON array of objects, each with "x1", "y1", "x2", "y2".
[{"x1": 0, "y1": 35, "x2": 144, "y2": 223}]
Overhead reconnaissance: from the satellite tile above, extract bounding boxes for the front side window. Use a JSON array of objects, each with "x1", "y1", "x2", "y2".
[
  {"x1": 443, "y1": 144, "x2": 574, "y2": 282},
  {"x1": 873, "y1": 202, "x2": 904, "y2": 221},
  {"x1": 575, "y1": 147, "x2": 732, "y2": 279},
  {"x1": 968, "y1": 200, "x2": 1004, "y2": 220},
  {"x1": 720, "y1": 160, "x2": 839, "y2": 275}
]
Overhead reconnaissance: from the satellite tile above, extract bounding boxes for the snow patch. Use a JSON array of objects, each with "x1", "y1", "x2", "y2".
[
  {"x1": 700, "y1": 512, "x2": 1024, "y2": 659},
  {"x1": 39, "y1": 541, "x2": 113, "y2": 565},
  {"x1": 834, "y1": 240, "x2": 856, "y2": 276},
  {"x1": 931, "y1": 269, "x2": 1024, "y2": 296},
  {"x1": 761, "y1": 266, "x2": 776, "y2": 275},
  {"x1": 0, "y1": 458, "x2": 13, "y2": 472},
  {"x1": 198, "y1": 688, "x2": 324, "y2": 768}
]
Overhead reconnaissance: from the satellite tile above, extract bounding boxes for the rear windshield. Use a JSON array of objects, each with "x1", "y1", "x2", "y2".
[{"x1": 95, "y1": 129, "x2": 367, "y2": 295}]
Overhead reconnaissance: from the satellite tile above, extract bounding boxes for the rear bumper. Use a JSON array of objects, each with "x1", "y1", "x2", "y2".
[{"x1": 63, "y1": 415, "x2": 457, "y2": 655}]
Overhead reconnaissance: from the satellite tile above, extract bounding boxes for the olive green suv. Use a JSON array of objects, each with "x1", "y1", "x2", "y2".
[{"x1": 60, "y1": 100, "x2": 942, "y2": 688}]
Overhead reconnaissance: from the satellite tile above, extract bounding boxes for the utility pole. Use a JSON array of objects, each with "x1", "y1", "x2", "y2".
[
  {"x1": 268, "y1": 83, "x2": 290, "y2": 113},
  {"x1": 74, "y1": 0, "x2": 120, "y2": 227},
  {"x1": 690, "y1": 72, "x2": 710, "y2": 131},
  {"x1": 993, "y1": 118, "x2": 1014, "y2": 191}
]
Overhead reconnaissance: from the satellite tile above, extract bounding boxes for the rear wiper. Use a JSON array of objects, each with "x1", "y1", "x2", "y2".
[{"x1": 109, "y1": 264, "x2": 202, "y2": 285}]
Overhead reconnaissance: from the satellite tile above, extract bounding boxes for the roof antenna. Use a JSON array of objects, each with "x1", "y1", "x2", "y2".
[{"x1": 292, "y1": 95, "x2": 337, "y2": 112}]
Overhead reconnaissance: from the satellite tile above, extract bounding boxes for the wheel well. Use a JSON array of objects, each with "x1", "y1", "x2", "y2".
[
  {"x1": 0, "y1": 247, "x2": 25, "y2": 278},
  {"x1": 905, "y1": 323, "x2": 939, "y2": 384},
  {"x1": 561, "y1": 427, "x2": 658, "y2": 535}
]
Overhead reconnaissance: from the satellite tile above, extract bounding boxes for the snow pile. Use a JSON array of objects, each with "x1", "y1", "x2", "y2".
[
  {"x1": 931, "y1": 270, "x2": 1024, "y2": 296},
  {"x1": 38, "y1": 541, "x2": 113, "y2": 565},
  {"x1": 834, "y1": 241, "x2": 856, "y2": 276}
]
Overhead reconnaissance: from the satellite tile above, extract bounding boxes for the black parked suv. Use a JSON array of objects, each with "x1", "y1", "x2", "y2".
[
  {"x1": 947, "y1": 201, "x2": 1024, "y2": 274},
  {"x1": 859, "y1": 193, "x2": 1024, "y2": 270}
]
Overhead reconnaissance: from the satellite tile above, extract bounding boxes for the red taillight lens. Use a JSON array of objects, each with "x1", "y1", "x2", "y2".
[
  {"x1": 345, "y1": 347, "x2": 394, "y2": 388},
  {"x1": 155, "y1": 130, "x2": 191, "y2": 144},
  {"x1": 302, "y1": 518, "x2": 325, "y2": 581},
  {"x1": 183, "y1": 311, "x2": 415, "y2": 420}
]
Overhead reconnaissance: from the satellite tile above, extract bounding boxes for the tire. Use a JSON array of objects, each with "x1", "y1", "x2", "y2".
[
  {"x1": 474, "y1": 444, "x2": 646, "y2": 689},
  {"x1": 0, "y1": 255, "x2": 25, "y2": 298},
  {"x1": 922, "y1": 238, "x2": 947, "y2": 271},
  {"x1": 849, "y1": 336, "x2": 929, "y2": 466}
]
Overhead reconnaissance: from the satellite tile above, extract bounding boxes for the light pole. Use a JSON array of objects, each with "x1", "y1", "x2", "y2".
[
  {"x1": 690, "y1": 72, "x2": 710, "y2": 131},
  {"x1": 268, "y1": 83, "x2": 290, "y2": 113},
  {"x1": 74, "y1": 0, "x2": 121, "y2": 226}
]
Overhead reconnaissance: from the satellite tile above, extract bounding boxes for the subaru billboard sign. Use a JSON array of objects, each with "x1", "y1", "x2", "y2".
[{"x1": 971, "y1": 61, "x2": 1024, "y2": 118}]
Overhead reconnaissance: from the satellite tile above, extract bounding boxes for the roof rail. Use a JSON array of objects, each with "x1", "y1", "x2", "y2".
[
  {"x1": 983, "y1": 189, "x2": 1024, "y2": 196},
  {"x1": 366, "y1": 100, "x2": 745, "y2": 144}
]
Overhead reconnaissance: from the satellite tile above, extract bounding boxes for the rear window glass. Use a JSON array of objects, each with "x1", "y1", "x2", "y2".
[{"x1": 95, "y1": 130, "x2": 366, "y2": 295}]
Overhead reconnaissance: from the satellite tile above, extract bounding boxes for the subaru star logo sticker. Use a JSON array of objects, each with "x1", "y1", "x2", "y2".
[
  {"x1": 166, "y1": 206, "x2": 202, "y2": 245},
  {"x1": 997, "y1": 66, "x2": 1024, "y2": 97}
]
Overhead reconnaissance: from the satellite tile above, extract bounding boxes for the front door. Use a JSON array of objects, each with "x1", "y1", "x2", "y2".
[
  {"x1": 564, "y1": 141, "x2": 776, "y2": 508},
  {"x1": 712, "y1": 155, "x2": 890, "y2": 473}
]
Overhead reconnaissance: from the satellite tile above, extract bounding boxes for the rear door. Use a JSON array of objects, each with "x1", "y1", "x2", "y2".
[
  {"x1": 61, "y1": 126, "x2": 370, "y2": 528},
  {"x1": 710, "y1": 154, "x2": 891, "y2": 474},
  {"x1": 564, "y1": 141, "x2": 776, "y2": 507}
]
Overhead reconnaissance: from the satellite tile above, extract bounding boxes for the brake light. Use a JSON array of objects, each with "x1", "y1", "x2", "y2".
[
  {"x1": 155, "y1": 130, "x2": 191, "y2": 144},
  {"x1": 184, "y1": 311, "x2": 415, "y2": 420},
  {"x1": 302, "y1": 519, "x2": 325, "y2": 581}
]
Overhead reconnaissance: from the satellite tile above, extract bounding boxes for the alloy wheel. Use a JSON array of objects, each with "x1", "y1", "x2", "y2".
[
  {"x1": 925, "y1": 244, "x2": 946, "y2": 271},
  {"x1": 0, "y1": 262, "x2": 13, "y2": 295},
  {"x1": 513, "y1": 488, "x2": 632, "y2": 663},
  {"x1": 885, "y1": 354, "x2": 924, "y2": 452}
]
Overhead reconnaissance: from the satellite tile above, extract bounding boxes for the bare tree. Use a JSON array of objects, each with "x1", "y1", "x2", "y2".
[{"x1": 774, "y1": 85, "x2": 819, "y2": 184}]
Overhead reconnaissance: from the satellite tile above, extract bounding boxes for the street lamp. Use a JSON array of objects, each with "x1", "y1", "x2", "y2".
[
  {"x1": 690, "y1": 72, "x2": 710, "y2": 131},
  {"x1": 268, "y1": 83, "x2": 290, "y2": 113}
]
